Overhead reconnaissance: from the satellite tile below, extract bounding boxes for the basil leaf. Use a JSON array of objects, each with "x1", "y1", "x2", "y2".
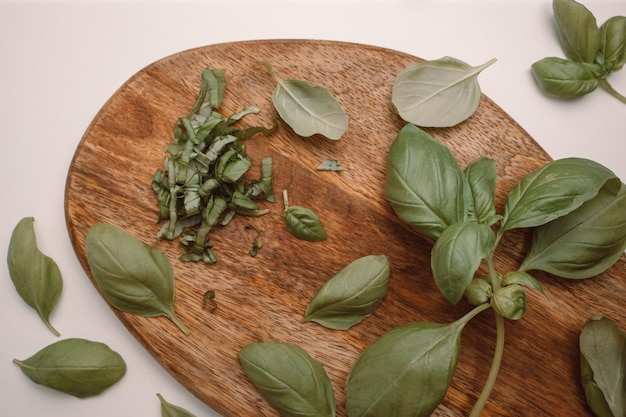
[
  {"x1": 598, "y1": 16, "x2": 626, "y2": 73},
  {"x1": 490, "y1": 284, "x2": 528, "y2": 320},
  {"x1": 520, "y1": 183, "x2": 626, "y2": 279},
  {"x1": 7, "y1": 217, "x2": 62, "y2": 336},
  {"x1": 157, "y1": 393, "x2": 197, "y2": 417},
  {"x1": 580, "y1": 315, "x2": 626, "y2": 417},
  {"x1": 553, "y1": 0, "x2": 601, "y2": 63},
  {"x1": 346, "y1": 321, "x2": 465, "y2": 417},
  {"x1": 283, "y1": 206, "x2": 327, "y2": 242},
  {"x1": 501, "y1": 271, "x2": 544, "y2": 294},
  {"x1": 431, "y1": 221, "x2": 495, "y2": 304},
  {"x1": 531, "y1": 57, "x2": 601, "y2": 98},
  {"x1": 385, "y1": 124, "x2": 468, "y2": 240},
  {"x1": 189, "y1": 68, "x2": 226, "y2": 115},
  {"x1": 86, "y1": 223, "x2": 190, "y2": 335},
  {"x1": 303, "y1": 254, "x2": 390, "y2": 330},
  {"x1": 264, "y1": 58, "x2": 348, "y2": 140},
  {"x1": 464, "y1": 157, "x2": 499, "y2": 225},
  {"x1": 239, "y1": 341, "x2": 335, "y2": 417},
  {"x1": 391, "y1": 56, "x2": 496, "y2": 128},
  {"x1": 501, "y1": 157, "x2": 619, "y2": 232},
  {"x1": 13, "y1": 338, "x2": 126, "y2": 398}
]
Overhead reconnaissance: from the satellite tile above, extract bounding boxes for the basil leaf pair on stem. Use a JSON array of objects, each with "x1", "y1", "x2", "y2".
[
  {"x1": 532, "y1": 0, "x2": 626, "y2": 103},
  {"x1": 367, "y1": 123, "x2": 626, "y2": 416},
  {"x1": 86, "y1": 223, "x2": 190, "y2": 335}
]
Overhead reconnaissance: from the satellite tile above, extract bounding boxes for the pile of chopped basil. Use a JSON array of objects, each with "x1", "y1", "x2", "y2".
[{"x1": 151, "y1": 68, "x2": 275, "y2": 263}]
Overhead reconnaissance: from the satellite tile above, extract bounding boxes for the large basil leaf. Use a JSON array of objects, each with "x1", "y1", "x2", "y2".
[
  {"x1": 13, "y1": 338, "x2": 126, "y2": 398},
  {"x1": 531, "y1": 57, "x2": 601, "y2": 98},
  {"x1": 464, "y1": 157, "x2": 498, "y2": 225},
  {"x1": 391, "y1": 56, "x2": 496, "y2": 128},
  {"x1": 86, "y1": 223, "x2": 190, "y2": 335},
  {"x1": 501, "y1": 157, "x2": 619, "y2": 232},
  {"x1": 520, "y1": 183, "x2": 626, "y2": 279},
  {"x1": 239, "y1": 341, "x2": 335, "y2": 417},
  {"x1": 385, "y1": 124, "x2": 468, "y2": 240},
  {"x1": 303, "y1": 254, "x2": 390, "y2": 330},
  {"x1": 7, "y1": 217, "x2": 62, "y2": 336},
  {"x1": 598, "y1": 16, "x2": 626, "y2": 73},
  {"x1": 553, "y1": 0, "x2": 601, "y2": 63},
  {"x1": 580, "y1": 315, "x2": 626, "y2": 417},
  {"x1": 264, "y1": 58, "x2": 348, "y2": 140},
  {"x1": 346, "y1": 321, "x2": 465, "y2": 417},
  {"x1": 431, "y1": 221, "x2": 495, "y2": 304},
  {"x1": 157, "y1": 393, "x2": 197, "y2": 417}
]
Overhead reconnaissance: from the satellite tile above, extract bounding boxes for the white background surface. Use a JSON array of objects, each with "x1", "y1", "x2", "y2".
[{"x1": 1, "y1": 1, "x2": 625, "y2": 416}]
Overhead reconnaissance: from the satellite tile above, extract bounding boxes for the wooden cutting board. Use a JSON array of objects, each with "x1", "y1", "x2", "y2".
[{"x1": 65, "y1": 39, "x2": 625, "y2": 417}]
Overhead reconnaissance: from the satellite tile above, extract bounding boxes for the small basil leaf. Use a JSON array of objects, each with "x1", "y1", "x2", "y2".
[
  {"x1": 385, "y1": 124, "x2": 468, "y2": 240},
  {"x1": 303, "y1": 255, "x2": 390, "y2": 330},
  {"x1": 264, "y1": 58, "x2": 348, "y2": 140},
  {"x1": 13, "y1": 338, "x2": 126, "y2": 398},
  {"x1": 501, "y1": 271, "x2": 544, "y2": 294},
  {"x1": 346, "y1": 320, "x2": 465, "y2": 417},
  {"x1": 490, "y1": 285, "x2": 528, "y2": 320},
  {"x1": 7, "y1": 217, "x2": 62, "y2": 336},
  {"x1": 553, "y1": 0, "x2": 601, "y2": 63},
  {"x1": 520, "y1": 183, "x2": 626, "y2": 279},
  {"x1": 531, "y1": 57, "x2": 601, "y2": 98},
  {"x1": 580, "y1": 315, "x2": 626, "y2": 417},
  {"x1": 501, "y1": 157, "x2": 619, "y2": 232},
  {"x1": 157, "y1": 393, "x2": 197, "y2": 417},
  {"x1": 239, "y1": 341, "x2": 335, "y2": 417},
  {"x1": 464, "y1": 157, "x2": 498, "y2": 225},
  {"x1": 431, "y1": 221, "x2": 495, "y2": 304},
  {"x1": 391, "y1": 56, "x2": 496, "y2": 127},
  {"x1": 86, "y1": 223, "x2": 190, "y2": 335},
  {"x1": 598, "y1": 15, "x2": 626, "y2": 72},
  {"x1": 284, "y1": 206, "x2": 327, "y2": 242}
]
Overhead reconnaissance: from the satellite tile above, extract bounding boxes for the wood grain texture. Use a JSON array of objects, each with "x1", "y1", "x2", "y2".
[{"x1": 64, "y1": 40, "x2": 625, "y2": 417}]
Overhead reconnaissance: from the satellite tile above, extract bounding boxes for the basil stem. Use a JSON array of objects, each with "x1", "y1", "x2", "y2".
[{"x1": 7, "y1": 217, "x2": 62, "y2": 336}]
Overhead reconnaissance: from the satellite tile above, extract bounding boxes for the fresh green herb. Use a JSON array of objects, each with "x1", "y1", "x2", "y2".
[
  {"x1": 157, "y1": 393, "x2": 198, "y2": 417},
  {"x1": 317, "y1": 159, "x2": 344, "y2": 172},
  {"x1": 85, "y1": 223, "x2": 190, "y2": 335},
  {"x1": 263, "y1": 58, "x2": 348, "y2": 140},
  {"x1": 13, "y1": 338, "x2": 126, "y2": 398},
  {"x1": 282, "y1": 189, "x2": 327, "y2": 242},
  {"x1": 239, "y1": 341, "x2": 335, "y2": 417},
  {"x1": 532, "y1": 0, "x2": 626, "y2": 104},
  {"x1": 580, "y1": 315, "x2": 626, "y2": 417},
  {"x1": 345, "y1": 123, "x2": 626, "y2": 416},
  {"x1": 7, "y1": 217, "x2": 62, "y2": 336},
  {"x1": 391, "y1": 56, "x2": 496, "y2": 127},
  {"x1": 151, "y1": 68, "x2": 275, "y2": 263},
  {"x1": 303, "y1": 254, "x2": 390, "y2": 330}
]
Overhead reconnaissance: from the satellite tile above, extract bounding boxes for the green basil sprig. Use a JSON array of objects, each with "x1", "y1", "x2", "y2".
[
  {"x1": 532, "y1": 0, "x2": 626, "y2": 104},
  {"x1": 157, "y1": 393, "x2": 197, "y2": 417},
  {"x1": 372, "y1": 123, "x2": 626, "y2": 416},
  {"x1": 580, "y1": 315, "x2": 626, "y2": 417},
  {"x1": 86, "y1": 223, "x2": 190, "y2": 335},
  {"x1": 7, "y1": 217, "x2": 62, "y2": 336},
  {"x1": 303, "y1": 254, "x2": 390, "y2": 330},
  {"x1": 13, "y1": 338, "x2": 126, "y2": 398},
  {"x1": 239, "y1": 341, "x2": 335, "y2": 417}
]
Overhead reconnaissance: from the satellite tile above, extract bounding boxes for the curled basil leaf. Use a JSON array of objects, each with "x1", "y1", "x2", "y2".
[
  {"x1": 385, "y1": 124, "x2": 468, "y2": 240},
  {"x1": 7, "y1": 217, "x2": 62, "y2": 336},
  {"x1": 520, "y1": 183, "x2": 626, "y2": 279},
  {"x1": 346, "y1": 320, "x2": 465, "y2": 417},
  {"x1": 501, "y1": 157, "x2": 619, "y2": 232},
  {"x1": 598, "y1": 16, "x2": 626, "y2": 73},
  {"x1": 303, "y1": 254, "x2": 390, "y2": 330},
  {"x1": 501, "y1": 271, "x2": 544, "y2": 294},
  {"x1": 86, "y1": 223, "x2": 190, "y2": 335},
  {"x1": 239, "y1": 341, "x2": 335, "y2": 417},
  {"x1": 553, "y1": 0, "x2": 601, "y2": 63},
  {"x1": 531, "y1": 57, "x2": 601, "y2": 98},
  {"x1": 264, "y1": 58, "x2": 348, "y2": 140},
  {"x1": 464, "y1": 157, "x2": 499, "y2": 225},
  {"x1": 431, "y1": 221, "x2": 495, "y2": 304},
  {"x1": 580, "y1": 315, "x2": 626, "y2": 417},
  {"x1": 157, "y1": 393, "x2": 197, "y2": 417},
  {"x1": 490, "y1": 285, "x2": 528, "y2": 320},
  {"x1": 13, "y1": 338, "x2": 126, "y2": 398}
]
